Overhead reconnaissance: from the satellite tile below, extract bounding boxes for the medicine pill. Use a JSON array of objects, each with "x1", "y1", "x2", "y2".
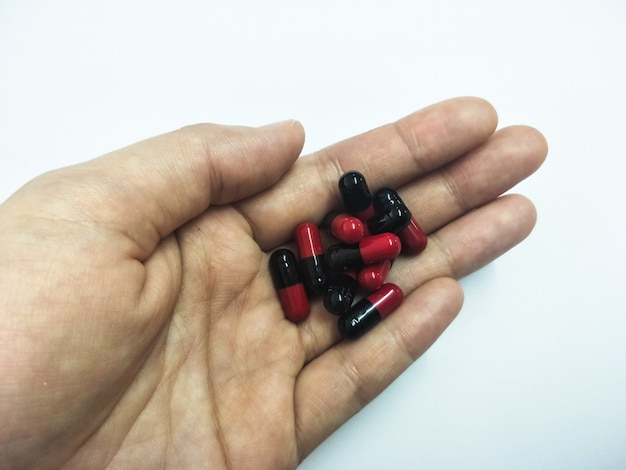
[
  {"x1": 398, "y1": 218, "x2": 428, "y2": 255},
  {"x1": 338, "y1": 171, "x2": 375, "y2": 221},
  {"x1": 324, "y1": 271, "x2": 358, "y2": 315},
  {"x1": 322, "y1": 211, "x2": 365, "y2": 244},
  {"x1": 294, "y1": 222, "x2": 328, "y2": 293},
  {"x1": 325, "y1": 232, "x2": 401, "y2": 271},
  {"x1": 338, "y1": 283, "x2": 404, "y2": 339},
  {"x1": 367, "y1": 204, "x2": 412, "y2": 235},
  {"x1": 358, "y1": 258, "x2": 392, "y2": 293},
  {"x1": 269, "y1": 249, "x2": 310, "y2": 323},
  {"x1": 270, "y1": 169, "x2": 420, "y2": 331},
  {"x1": 370, "y1": 188, "x2": 427, "y2": 254}
]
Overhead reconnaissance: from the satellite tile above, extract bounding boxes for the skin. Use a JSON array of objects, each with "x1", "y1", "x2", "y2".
[{"x1": 0, "y1": 97, "x2": 547, "y2": 469}]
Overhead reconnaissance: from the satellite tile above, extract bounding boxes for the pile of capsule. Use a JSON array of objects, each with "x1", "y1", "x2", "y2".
[{"x1": 269, "y1": 171, "x2": 427, "y2": 339}]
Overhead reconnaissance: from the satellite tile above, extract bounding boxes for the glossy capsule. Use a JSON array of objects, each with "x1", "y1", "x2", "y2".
[
  {"x1": 323, "y1": 271, "x2": 358, "y2": 315},
  {"x1": 325, "y1": 232, "x2": 401, "y2": 271},
  {"x1": 358, "y1": 258, "x2": 392, "y2": 293},
  {"x1": 269, "y1": 249, "x2": 310, "y2": 323},
  {"x1": 399, "y1": 218, "x2": 428, "y2": 254},
  {"x1": 338, "y1": 283, "x2": 404, "y2": 339},
  {"x1": 338, "y1": 171, "x2": 375, "y2": 221},
  {"x1": 294, "y1": 222, "x2": 328, "y2": 293},
  {"x1": 321, "y1": 211, "x2": 365, "y2": 244},
  {"x1": 369, "y1": 188, "x2": 427, "y2": 254},
  {"x1": 367, "y1": 204, "x2": 412, "y2": 235}
]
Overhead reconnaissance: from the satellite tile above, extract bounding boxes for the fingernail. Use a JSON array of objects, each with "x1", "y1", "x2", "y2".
[{"x1": 259, "y1": 119, "x2": 298, "y2": 129}]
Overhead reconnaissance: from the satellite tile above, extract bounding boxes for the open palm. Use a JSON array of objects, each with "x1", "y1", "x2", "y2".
[{"x1": 0, "y1": 98, "x2": 547, "y2": 469}]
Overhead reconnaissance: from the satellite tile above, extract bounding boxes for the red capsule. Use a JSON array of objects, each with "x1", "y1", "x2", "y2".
[
  {"x1": 399, "y1": 218, "x2": 428, "y2": 254},
  {"x1": 338, "y1": 283, "x2": 404, "y2": 339},
  {"x1": 369, "y1": 188, "x2": 427, "y2": 255},
  {"x1": 269, "y1": 249, "x2": 310, "y2": 322},
  {"x1": 294, "y1": 222, "x2": 328, "y2": 293},
  {"x1": 322, "y1": 211, "x2": 365, "y2": 244},
  {"x1": 325, "y1": 233, "x2": 401, "y2": 271},
  {"x1": 358, "y1": 258, "x2": 392, "y2": 293},
  {"x1": 359, "y1": 232, "x2": 401, "y2": 263}
]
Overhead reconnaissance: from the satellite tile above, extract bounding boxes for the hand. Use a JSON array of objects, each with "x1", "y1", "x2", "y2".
[{"x1": 0, "y1": 97, "x2": 547, "y2": 469}]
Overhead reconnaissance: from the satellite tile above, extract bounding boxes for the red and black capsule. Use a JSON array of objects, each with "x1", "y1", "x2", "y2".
[
  {"x1": 338, "y1": 283, "x2": 404, "y2": 339},
  {"x1": 368, "y1": 188, "x2": 427, "y2": 254},
  {"x1": 399, "y1": 218, "x2": 428, "y2": 254},
  {"x1": 323, "y1": 271, "x2": 358, "y2": 316},
  {"x1": 325, "y1": 232, "x2": 401, "y2": 271},
  {"x1": 269, "y1": 248, "x2": 310, "y2": 323},
  {"x1": 321, "y1": 211, "x2": 365, "y2": 244},
  {"x1": 358, "y1": 258, "x2": 392, "y2": 293},
  {"x1": 338, "y1": 171, "x2": 375, "y2": 222},
  {"x1": 294, "y1": 222, "x2": 328, "y2": 294}
]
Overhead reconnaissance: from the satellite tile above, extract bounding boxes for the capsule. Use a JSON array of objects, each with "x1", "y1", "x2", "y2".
[
  {"x1": 399, "y1": 218, "x2": 428, "y2": 255},
  {"x1": 323, "y1": 271, "x2": 358, "y2": 315},
  {"x1": 326, "y1": 232, "x2": 401, "y2": 271},
  {"x1": 369, "y1": 188, "x2": 427, "y2": 254},
  {"x1": 321, "y1": 211, "x2": 365, "y2": 244},
  {"x1": 269, "y1": 249, "x2": 310, "y2": 323},
  {"x1": 338, "y1": 283, "x2": 404, "y2": 339},
  {"x1": 338, "y1": 171, "x2": 375, "y2": 221},
  {"x1": 358, "y1": 258, "x2": 392, "y2": 293},
  {"x1": 367, "y1": 204, "x2": 412, "y2": 235},
  {"x1": 294, "y1": 222, "x2": 328, "y2": 293}
]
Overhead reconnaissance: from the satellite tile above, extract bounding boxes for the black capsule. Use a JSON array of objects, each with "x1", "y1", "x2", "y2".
[
  {"x1": 370, "y1": 187, "x2": 428, "y2": 255},
  {"x1": 269, "y1": 249, "x2": 310, "y2": 323},
  {"x1": 294, "y1": 222, "x2": 328, "y2": 293},
  {"x1": 323, "y1": 272, "x2": 358, "y2": 315},
  {"x1": 325, "y1": 233, "x2": 402, "y2": 271},
  {"x1": 367, "y1": 204, "x2": 412, "y2": 235},
  {"x1": 338, "y1": 171, "x2": 375, "y2": 220},
  {"x1": 338, "y1": 283, "x2": 404, "y2": 339},
  {"x1": 372, "y1": 188, "x2": 405, "y2": 211}
]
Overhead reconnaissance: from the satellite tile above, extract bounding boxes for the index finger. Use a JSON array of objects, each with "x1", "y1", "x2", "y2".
[{"x1": 235, "y1": 97, "x2": 498, "y2": 250}]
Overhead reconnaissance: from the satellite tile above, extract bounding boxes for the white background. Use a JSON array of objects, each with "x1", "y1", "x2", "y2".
[{"x1": 1, "y1": 1, "x2": 625, "y2": 468}]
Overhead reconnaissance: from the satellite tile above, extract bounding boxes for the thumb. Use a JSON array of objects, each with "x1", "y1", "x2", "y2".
[{"x1": 5, "y1": 120, "x2": 305, "y2": 255}]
